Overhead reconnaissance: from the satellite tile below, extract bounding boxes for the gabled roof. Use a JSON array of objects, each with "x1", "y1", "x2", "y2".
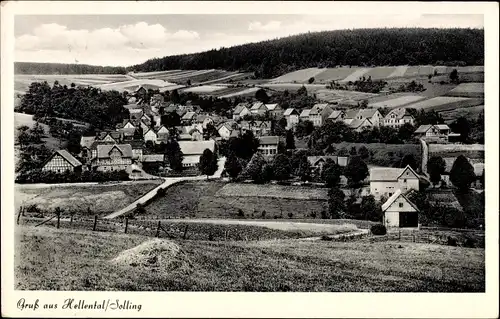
[
  {"x1": 328, "y1": 110, "x2": 345, "y2": 119},
  {"x1": 43, "y1": 149, "x2": 82, "y2": 168},
  {"x1": 265, "y1": 103, "x2": 280, "y2": 111},
  {"x1": 251, "y1": 102, "x2": 266, "y2": 110},
  {"x1": 300, "y1": 109, "x2": 311, "y2": 117},
  {"x1": 370, "y1": 167, "x2": 405, "y2": 182},
  {"x1": 233, "y1": 103, "x2": 250, "y2": 114},
  {"x1": 182, "y1": 111, "x2": 197, "y2": 120},
  {"x1": 385, "y1": 107, "x2": 411, "y2": 120},
  {"x1": 283, "y1": 108, "x2": 299, "y2": 116},
  {"x1": 349, "y1": 118, "x2": 372, "y2": 129},
  {"x1": 396, "y1": 165, "x2": 419, "y2": 180},
  {"x1": 142, "y1": 154, "x2": 165, "y2": 162},
  {"x1": 307, "y1": 156, "x2": 338, "y2": 166},
  {"x1": 344, "y1": 109, "x2": 361, "y2": 119},
  {"x1": 381, "y1": 189, "x2": 420, "y2": 212},
  {"x1": 414, "y1": 124, "x2": 433, "y2": 134},
  {"x1": 310, "y1": 103, "x2": 331, "y2": 115},
  {"x1": 96, "y1": 144, "x2": 132, "y2": 159},
  {"x1": 178, "y1": 140, "x2": 215, "y2": 155},
  {"x1": 80, "y1": 136, "x2": 96, "y2": 149},
  {"x1": 357, "y1": 108, "x2": 379, "y2": 119},
  {"x1": 435, "y1": 124, "x2": 450, "y2": 131},
  {"x1": 258, "y1": 135, "x2": 279, "y2": 145},
  {"x1": 129, "y1": 109, "x2": 143, "y2": 115}
]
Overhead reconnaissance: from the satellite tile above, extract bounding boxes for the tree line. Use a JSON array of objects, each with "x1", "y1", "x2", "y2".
[
  {"x1": 15, "y1": 62, "x2": 126, "y2": 75},
  {"x1": 129, "y1": 28, "x2": 484, "y2": 78}
]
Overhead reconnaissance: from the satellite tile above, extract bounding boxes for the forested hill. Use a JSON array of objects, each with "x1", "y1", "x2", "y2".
[
  {"x1": 130, "y1": 28, "x2": 484, "y2": 78},
  {"x1": 15, "y1": 28, "x2": 483, "y2": 78},
  {"x1": 14, "y1": 62, "x2": 126, "y2": 75}
]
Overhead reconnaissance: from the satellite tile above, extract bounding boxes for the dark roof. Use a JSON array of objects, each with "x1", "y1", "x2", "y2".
[
  {"x1": 258, "y1": 135, "x2": 279, "y2": 145},
  {"x1": 96, "y1": 144, "x2": 133, "y2": 159},
  {"x1": 43, "y1": 149, "x2": 82, "y2": 168}
]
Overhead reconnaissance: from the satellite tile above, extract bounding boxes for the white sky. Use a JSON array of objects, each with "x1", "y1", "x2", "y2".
[{"x1": 14, "y1": 14, "x2": 484, "y2": 67}]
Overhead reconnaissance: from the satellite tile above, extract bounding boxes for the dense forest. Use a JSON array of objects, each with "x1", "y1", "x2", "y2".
[
  {"x1": 129, "y1": 28, "x2": 484, "y2": 78},
  {"x1": 16, "y1": 28, "x2": 483, "y2": 78},
  {"x1": 14, "y1": 62, "x2": 126, "y2": 75}
]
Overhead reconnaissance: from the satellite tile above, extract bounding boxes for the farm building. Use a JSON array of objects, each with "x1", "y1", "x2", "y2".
[
  {"x1": 41, "y1": 149, "x2": 82, "y2": 173},
  {"x1": 129, "y1": 109, "x2": 144, "y2": 121},
  {"x1": 94, "y1": 144, "x2": 133, "y2": 172},
  {"x1": 178, "y1": 140, "x2": 216, "y2": 169},
  {"x1": 348, "y1": 118, "x2": 373, "y2": 132},
  {"x1": 116, "y1": 119, "x2": 138, "y2": 138},
  {"x1": 240, "y1": 121, "x2": 272, "y2": 137},
  {"x1": 96, "y1": 131, "x2": 123, "y2": 144},
  {"x1": 181, "y1": 111, "x2": 197, "y2": 125},
  {"x1": 250, "y1": 102, "x2": 268, "y2": 116},
  {"x1": 382, "y1": 189, "x2": 419, "y2": 228},
  {"x1": 299, "y1": 109, "x2": 311, "y2": 122},
  {"x1": 232, "y1": 103, "x2": 251, "y2": 120},
  {"x1": 309, "y1": 103, "x2": 334, "y2": 127},
  {"x1": 383, "y1": 108, "x2": 415, "y2": 128},
  {"x1": 283, "y1": 108, "x2": 300, "y2": 130},
  {"x1": 218, "y1": 122, "x2": 240, "y2": 140},
  {"x1": 80, "y1": 136, "x2": 96, "y2": 161},
  {"x1": 370, "y1": 165, "x2": 420, "y2": 200},
  {"x1": 327, "y1": 110, "x2": 345, "y2": 122},
  {"x1": 258, "y1": 135, "x2": 280, "y2": 158},
  {"x1": 343, "y1": 108, "x2": 383, "y2": 127},
  {"x1": 414, "y1": 124, "x2": 453, "y2": 143}
]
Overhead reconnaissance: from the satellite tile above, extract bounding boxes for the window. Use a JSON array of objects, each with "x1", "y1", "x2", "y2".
[
  {"x1": 403, "y1": 179, "x2": 407, "y2": 183},
  {"x1": 399, "y1": 202, "x2": 403, "y2": 208},
  {"x1": 389, "y1": 193, "x2": 393, "y2": 196}
]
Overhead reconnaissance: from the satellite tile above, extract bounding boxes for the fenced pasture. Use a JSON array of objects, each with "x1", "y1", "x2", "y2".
[{"x1": 15, "y1": 224, "x2": 485, "y2": 291}]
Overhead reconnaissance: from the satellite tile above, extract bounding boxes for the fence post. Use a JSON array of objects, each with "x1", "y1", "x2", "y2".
[
  {"x1": 70, "y1": 214, "x2": 74, "y2": 225},
  {"x1": 124, "y1": 217, "x2": 129, "y2": 234},
  {"x1": 56, "y1": 212, "x2": 61, "y2": 229},
  {"x1": 412, "y1": 234, "x2": 415, "y2": 243},
  {"x1": 93, "y1": 215, "x2": 98, "y2": 231},
  {"x1": 155, "y1": 221, "x2": 161, "y2": 237},
  {"x1": 183, "y1": 225, "x2": 189, "y2": 240},
  {"x1": 224, "y1": 230, "x2": 228, "y2": 241},
  {"x1": 17, "y1": 207, "x2": 22, "y2": 225},
  {"x1": 398, "y1": 230, "x2": 401, "y2": 241}
]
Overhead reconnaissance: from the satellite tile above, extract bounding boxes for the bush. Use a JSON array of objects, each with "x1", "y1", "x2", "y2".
[
  {"x1": 370, "y1": 224, "x2": 387, "y2": 235},
  {"x1": 321, "y1": 235, "x2": 332, "y2": 241},
  {"x1": 156, "y1": 188, "x2": 167, "y2": 197},
  {"x1": 238, "y1": 209, "x2": 245, "y2": 217},
  {"x1": 447, "y1": 236, "x2": 458, "y2": 246},
  {"x1": 261, "y1": 210, "x2": 267, "y2": 218},
  {"x1": 288, "y1": 212, "x2": 293, "y2": 219},
  {"x1": 134, "y1": 203, "x2": 146, "y2": 215}
]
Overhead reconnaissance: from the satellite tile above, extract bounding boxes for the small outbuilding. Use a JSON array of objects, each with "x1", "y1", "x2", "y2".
[{"x1": 381, "y1": 189, "x2": 419, "y2": 228}]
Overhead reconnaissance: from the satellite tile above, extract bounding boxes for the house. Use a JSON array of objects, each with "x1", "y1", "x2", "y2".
[
  {"x1": 440, "y1": 157, "x2": 484, "y2": 188},
  {"x1": 342, "y1": 109, "x2": 360, "y2": 125},
  {"x1": 178, "y1": 140, "x2": 216, "y2": 169},
  {"x1": 195, "y1": 114, "x2": 215, "y2": 129},
  {"x1": 141, "y1": 114, "x2": 152, "y2": 126},
  {"x1": 327, "y1": 110, "x2": 345, "y2": 122},
  {"x1": 258, "y1": 135, "x2": 280, "y2": 158},
  {"x1": 240, "y1": 121, "x2": 271, "y2": 137},
  {"x1": 156, "y1": 126, "x2": 170, "y2": 143},
  {"x1": 349, "y1": 118, "x2": 373, "y2": 132},
  {"x1": 307, "y1": 156, "x2": 338, "y2": 173},
  {"x1": 41, "y1": 149, "x2": 82, "y2": 173},
  {"x1": 309, "y1": 104, "x2": 334, "y2": 127},
  {"x1": 80, "y1": 136, "x2": 96, "y2": 160},
  {"x1": 116, "y1": 119, "x2": 137, "y2": 138},
  {"x1": 343, "y1": 109, "x2": 383, "y2": 127},
  {"x1": 266, "y1": 103, "x2": 283, "y2": 119},
  {"x1": 381, "y1": 189, "x2": 420, "y2": 228},
  {"x1": 414, "y1": 124, "x2": 452, "y2": 142},
  {"x1": 233, "y1": 103, "x2": 251, "y2": 120},
  {"x1": 94, "y1": 144, "x2": 133, "y2": 172},
  {"x1": 218, "y1": 122, "x2": 239, "y2": 140},
  {"x1": 129, "y1": 140, "x2": 144, "y2": 161},
  {"x1": 299, "y1": 109, "x2": 312, "y2": 122},
  {"x1": 143, "y1": 128, "x2": 158, "y2": 144},
  {"x1": 369, "y1": 165, "x2": 420, "y2": 200},
  {"x1": 96, "y1": 131, "x2": 123, "y2": 144},
  {"x1": 181, "y1": 111, "x2": 197, "y2": 125},
  {"x1": 283, "y1": 108, "x2": 300, "y2": 130},
  {"x1": 383, "y1": 108, "x2": 415, "y2": 128},
  {"x1": 250, "y1": 102, "x2": 268, "y2": 116}
]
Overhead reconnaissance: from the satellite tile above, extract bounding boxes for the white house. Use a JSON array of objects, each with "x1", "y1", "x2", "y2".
[
  {"x1": 265, "y1": 103, "x2": 284, "y2": 119},
  {"x1": 348, "y1": 118, "x2": 373, "y2": 132},
  {"x1": 383, "y1": 108, "x2": 415, "y2": 128},
  {"x1": 178, "y1": 140, "x2": 216, "y2": 169},
  {"x1": 382, "y1": 189, "x2": 419, "y2": 228},
  {"x1": 309, "y1": 103, "x2": 334, "y2": 127},
  {"x1": 414, "y1": 124, "x2": 452, "y2": 142},
  {"x1": 344, "y1": 109, "x2": 383, "y2": 127},
  {"x1": 232, "y1": 103, "x2": 251, "y2": 120},
  {"x1": 218, "y1": 122, "x2": 239, "y2": 140},
  {"x1": 143, "y1": 128, "x2": 158, "y2": 144},
  {"x1": 327, "y1": 110, "x2": 345, "y2": 122},
  {"x1": 258, "y1": 135, "x2": 280, "y2": 158},
  {"x1": 283, "y1": 108, "x2": 300, "y2": 130},
  {"x1": 94, "y1": 144, "x2": 133, "y2": 172},
  {"x1": 299, "y1": 109, "x2": 312, "y2": 122},
  {"x1": 369, "y1": 165, "x2": 420, "y2": 200},
  {"x1": 250, "y1": 102, "x2": 268, "y2": 116}
]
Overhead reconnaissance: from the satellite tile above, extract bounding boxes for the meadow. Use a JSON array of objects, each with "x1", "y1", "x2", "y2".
[
  {"x1": 446, "y1": 82, "x2": 484, "y2": 98},
  {"x1": 368, "y1": 94, "x2": 426, "y2": 108},
  {"x1": 15, "y1": 225, "x2": 485, "y2": 291},
  {"x1": 402, "y1": 96, "x2": 483, "y2": 112}
]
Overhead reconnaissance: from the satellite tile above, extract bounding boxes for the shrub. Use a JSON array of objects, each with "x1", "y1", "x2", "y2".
[
  {"x1": 310, "y1": 211, "x2": 317, "y2": 219},
  {"x1": 261, "y1": 210, "x2": 266, "y2": 218},
  {"x1": 447, "y1": 236, "x2": 457, "y2": 246},
  {"x1": 237, "y1": 209, "x2": 245, "y2": 217},
  {"x1": 156, "y1": 188, "x2": 167, "y2": 197},
  {"x1": 288, "y1": 212, "x2": 293, "y2": 219},
  {"x1": 134, "y1": 203, "x2": 146, "y2": 215},
  {"x1": 321, "y1": 235, "x2": 332, "y2": 241},
  {"x1": 370, "y1": 224, "x2": 387, "y2": 235}
]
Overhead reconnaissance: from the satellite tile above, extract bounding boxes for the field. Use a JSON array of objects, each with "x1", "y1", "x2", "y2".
[
  {"x1": 15, "y1": 181, "x2": 163, "y2": 215},
  {"x1": 144, "y1": 181, "x2": 329, "y2": 219},
  {"x1": 339, "y1": 68, "x2": 370, "y2": 83},
  {"x1": 368, "y1": 94, "x2": 426, "y2": 108},
  {"x1": 260, "y1": 83, "x2": 327, "y2": 93},
  {"x1": 15, "y1": 225, "x2": 485, "y2": 291},
  {"x1": 387, "y1": 66, "x2": 409, "y2": 78},
  {"x1": 330, "y1": 142, "x2": 421, "y2": 167},
  {"x1": 312, "y1": 67, "x2": 360, "y2": 83},
  {"x1": 217, "y1": 87, "x2": 262, "y2": 98},
  {"x1": 314, "y1": 89, "x2": 378, "y2": 104},
  {"x1": 271, "y1": 68, "x2": 325, "y2": 83},
  {"x1": 403, "y1": 65, "x2": 434, "y2": 77},
  {"x1": 14, "y1": 74, "x2": 131, "y2": 93},
  {"x1": 446, "y1": 83, "x2": 484, "y2": 98},
  {"x1": 363, "y1": 67, "x2": 400, "y2": 80},
  {"x1": 428, "y1": 143, "x2": 485, "y2": 159},
  {"x1": 402, "y1": 96, "x2": 484, "y2": 112},
  {"x1": 440, "y1": 105, "x2": 484, "y2": 123},
  {"x1": 181, "y1": 85, "x2": 228, "y2": 94}
]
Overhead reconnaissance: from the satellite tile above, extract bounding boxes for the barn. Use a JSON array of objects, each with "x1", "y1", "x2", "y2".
[
  {"x1": 381, "y1": 189, "x2": 420, "y2": 228},
  {"x1": 41, "y1": 150, "x2": 82, "y2": 173}
]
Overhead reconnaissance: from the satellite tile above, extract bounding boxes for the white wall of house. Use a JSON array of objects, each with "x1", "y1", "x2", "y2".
[
  {"x1": 144, "y1": 130, "x2": 157, "y2": 143},
  {"x1": 285, "y1": 115, "x2": 299, "y2": 129},
  {"x1": 258, "y1": 144, "x2": 278, "y2": 157},
  {"x1": 383, "y1": 197, "x2": 418, "y2": 228},
  {"x1": 218, "y1": 126, "x2": 232, "y2": 139},
  {"x1": 371, "y1": 181, "x2": 400, "y2": 200}
]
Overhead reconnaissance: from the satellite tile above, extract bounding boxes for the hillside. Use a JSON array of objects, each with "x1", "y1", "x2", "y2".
[
  {"x1": 129, "y1": 28, "x2": 484, "y2": 78},
  {"x1": 15, "y1": 28, "x2": 483, "y2": 78}
]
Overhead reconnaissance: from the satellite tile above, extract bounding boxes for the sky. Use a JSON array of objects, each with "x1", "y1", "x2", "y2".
[{"x1": 14, "y1": 14, "x2": 484, "y2": 67}]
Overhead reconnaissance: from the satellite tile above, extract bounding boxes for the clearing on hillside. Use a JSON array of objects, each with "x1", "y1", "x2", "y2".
[
  {"x1": 402, "y1": 96, "x2": 483, "y2": 112},
  {"x1": 312, "y1": 68, "x2": 360, "y2": 83},
  {"x1": 339, "y1": 68, "x2": 371, "y2": 83},
  {"x1": 15, "y1": 225, "x2": 485, "y2": 291},
  {"x1": 368, "y1": 94, "x2": 426, "y2": 109},
  {"x1": 271, "y1": 68, "x2": 325, "y2": 83},
  {"x1": 440, "y1": 105, "x2": 484, "y2": 123},
  {"x1": 315, "y1": 89, "x2": 378, "y2": 104},
  {"x1": 446, "y1": 83, "x2": 484, "y2": 98}
]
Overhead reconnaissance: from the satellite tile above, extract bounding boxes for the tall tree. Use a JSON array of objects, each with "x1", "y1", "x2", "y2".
[
  {"x1": 450, "y1": 155, "x2": 476, "y2": 191},
  {"x1": 321, "y1": 159, "x2": 342, "y2": 187},
  {"x1": 199, "y1": 149, "x2": 218, "y2": 179},
  {"x1": 427, "y1": 156, "x2": 446, "y2": 186},
  {"x1": 164, "y1": 139, "x2": 184, "y2": 172},
  {"x1": 344, "y1": 156, "x2": 369, "y2": 188},
  {"x1": 450, "y1": 117, "x2": 471, "y2": 143},
  {"x1": 400, "y1": 154, "x2": 418, "y2": 171},
  {"x1": 285, "y1": 130, "x2": 296, "y2": 150},
  {"x1": 255, "y1": 89, "x2": 270, "y2": 103},
  {"x1": 272, "y1": 154, "x2": 292, "y2": 181},
  {"x1": 328, "y1": 187, "x2": 345, "y2": 219},
  {"x1": 224, "y1": 153, "x2": 242, "y2": 180},
  {"x1": 358, "y1": 145, "x2": 370, "y2": 160},
  {"x1": 297, "y1": 156, "x2": 312, "y2": 181},
  {"x1": 242, "y1": 152, "x2": 266, "y2": 182}
]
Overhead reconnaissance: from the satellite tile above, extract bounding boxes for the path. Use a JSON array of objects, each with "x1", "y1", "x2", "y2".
[{"x1": 103, "y1": 157, "x2": 226, "y2": 219}]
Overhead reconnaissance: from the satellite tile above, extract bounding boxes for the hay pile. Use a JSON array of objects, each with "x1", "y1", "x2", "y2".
[{"x1": 111, "y1": 239, "x2": 191, "y2": 272}]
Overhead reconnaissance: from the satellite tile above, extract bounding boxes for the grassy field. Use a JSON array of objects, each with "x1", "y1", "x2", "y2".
[
  {"x1": 15, "y1": 181, "x2": 163, "y2": 215},
  {"x1": 15, "y1": 225, "x2": 485, "y2": 291},
  {"x1": 402, "y1": 96, "x2": 484, "y2": 112},
  {"x1": 368, "y1": 94, "x2": 426, "y2": 108},
  {"x1": 312, "y1": 68, "x2": 360, "y2": 83},
  {"x1": 330, "y1": 142, "x2": 421, "y2": 167},
  {"x1": 315, "y1": 89, "x2": 378, "y2": 104},
  {"x1": 181, "y1": 85, "x2": 228, "y2": 93},
  {"x1": 446, "y1": 82, "x2": 484, "y2": 98},
  {"x1": 271, "y1": 68, "x2": 325, "y2": 83},
  {"x1": 144, "y1": 181, "x2": 329, "y2": 219},
  {"x1": 440, "y1": 105, "x2": 484, "y2": 123}
]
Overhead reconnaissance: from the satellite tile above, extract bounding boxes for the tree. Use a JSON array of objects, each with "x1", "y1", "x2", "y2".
[
  {"x1": 165, "y1": 139, "x2": 184, "y2": 172},
  {"x1": 243, "y1": 152, "x2": 266, "y2": 182},
  {"x1": 344, "y1": 156, "x2": 368, "y2": 188},
  {"x1": 349, "y1": 146, "x2": 357, "y2": 156},
  {"x1": 398, "y1": 123, "x2": 415, "y2": 142},
  {"x1": 308, "y1": 77, "x2": 315, "y2": 84},
  {"x1": 161, "y1": 112, "x2": 181, "y2": 128},
  {"x1": 261, "y1": 164, "x2": 274, "y2": 183},
  {"x1": 328, "y1": 187, "x2": 345, "y2": 219},
  {"x1": 199, "y1": 149, "x2": 218, "y2": 179},
  {"x1": 450, "y1": 155, "x2": 476, "y2": 191},
  {"x1": 450, "y1": 117, "x2": 471, "y2": 143},
  {"x1": 255, "y1": 89, "x2": 270, "y2": 103},
  {"x1": 295, "y1": 120, "x2": 314, "y2": 137},
  {"x1": 224, "y1": 153, "x2": 242, "y2": 180},
  {"x1": 272, "y1": 154, "x2": 292, "y2": 181},
  {"x1": 358, "y1": 145, "x2": 370, "y2": 160},
  {"x1": 297, "y1": 85, "x2": 307, "y2": 96},
  {"x1": 321, "y1": 159, "x2": 342, "y2": 187},
  {"x1": 400, "y1": 154, "x2": 418, "y2": 171},
  {"x1": 360, "y1": 195, "x2": 383, "y2": 222},
  {"x1": 297, "y1": 156, "x2": 312, "y2": 181},
  {"x1": 449, "y1": 68, "x2": 459, "y2": 83},
  {"x1": 285, "y1": 130, "x2": 296, "y2": 150},
  {"x1": 427, "y1": 156, "x2": 446, "y2": 186}
]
